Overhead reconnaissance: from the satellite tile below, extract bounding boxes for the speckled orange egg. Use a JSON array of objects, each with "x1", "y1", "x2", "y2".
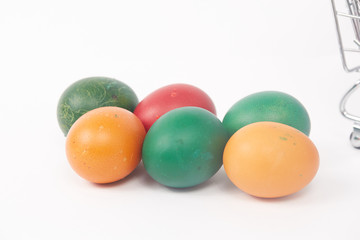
[
  {"x1": 223, "y1": 121, "x2": 319, "y2": 198},
  {"x1": 66, "y1": 107, "x2": 146, "y2": 183}
]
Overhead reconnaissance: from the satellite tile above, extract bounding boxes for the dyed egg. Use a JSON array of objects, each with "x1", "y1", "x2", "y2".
[
  {"x1": 134, "y1": 83, "x2": 216, "y2": 131},
  {"x1": 66, "y1": 107, "x2": 145, "y2": 184},
  {"x1": 222, "y1": 91, "x2": 311, "y2": 137},
  {"x1": 223, "y1": 121, "x2": 319, "y2": 198},
  {"x1": 142, "y1": 107, "x2": 229, "y2": 188},
  {"x1": 57, "y1": 77, "x2": 138, "y2": 136}
]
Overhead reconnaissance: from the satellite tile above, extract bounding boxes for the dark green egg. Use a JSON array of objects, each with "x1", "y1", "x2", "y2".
[
  {"x1": 222, "y1": 91, "x2": 311, "y2": 137},
  {"x1": 142, "y1": 107, "x2": 229, "y2": 188},
  {"x1": 57, "y1": 77, "x2": 138, "y2": 136}
]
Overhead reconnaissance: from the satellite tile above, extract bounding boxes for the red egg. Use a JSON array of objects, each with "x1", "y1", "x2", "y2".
[{"x1": 134, "y1": 83, "x2": 216, "y2": 131}]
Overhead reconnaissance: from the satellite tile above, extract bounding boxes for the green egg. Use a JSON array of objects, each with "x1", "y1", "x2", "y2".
[
  {"x1": 223, "y1": 91, "x2": 311, "y2": 136},
  {"x1": 142, "y1": 107, "x2": 229, "y2": 188},
  {"x1": 57, "y1": 77, "x2": 138, "y2": 136}
]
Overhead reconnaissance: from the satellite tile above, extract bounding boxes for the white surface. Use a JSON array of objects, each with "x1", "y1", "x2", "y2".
[{"x1": 1, "y1": 0, "x2": 360, "y2": 239}]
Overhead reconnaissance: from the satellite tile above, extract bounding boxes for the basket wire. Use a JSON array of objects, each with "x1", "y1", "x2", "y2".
[{"x1": 331, "y1": 0, "x2": 360, "y2": 148}]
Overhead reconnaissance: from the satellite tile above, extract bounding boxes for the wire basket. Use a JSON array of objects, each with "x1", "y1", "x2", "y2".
[{"x1": 331, "y1": 0, "x2": 360, "y2": 148}]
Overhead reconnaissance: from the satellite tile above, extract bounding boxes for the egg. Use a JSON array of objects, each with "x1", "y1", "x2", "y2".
[
  {"x1": 222, "y1": 91, "x2": 311, "y2": 137},
  {"x1": 223, "y1": 121, "x2": 319, "y2": 198},
  {"x1": 66, "y1": 107, "x2": 146, "y2": 184},
  {"x1": 134, "y1": 83, "x2": 216, "y2": 131},
  {"x1": 57, "y1": 77, "x2": 138, "y2": 136},
  {"x1": 142, "y1": 107, "x2": 229, "y2": 188}
]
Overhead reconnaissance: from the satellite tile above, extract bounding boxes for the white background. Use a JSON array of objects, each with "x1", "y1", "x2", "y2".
[{"x1": 1, "y1": 0, "x2": 360, "y2": 239}]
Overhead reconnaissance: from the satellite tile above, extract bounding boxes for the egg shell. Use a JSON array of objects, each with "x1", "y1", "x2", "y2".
[{"x1": 134, "y1": 83, "x2": 216, "y2": 131}]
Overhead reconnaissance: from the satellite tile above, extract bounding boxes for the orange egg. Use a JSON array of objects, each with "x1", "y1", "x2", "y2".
[
  {"x1": 66, "y1": 107, "x2": 146, "y2": 183},
  {"x1": 223, "y1": 121, "x2": 319, "y2": 198}
]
